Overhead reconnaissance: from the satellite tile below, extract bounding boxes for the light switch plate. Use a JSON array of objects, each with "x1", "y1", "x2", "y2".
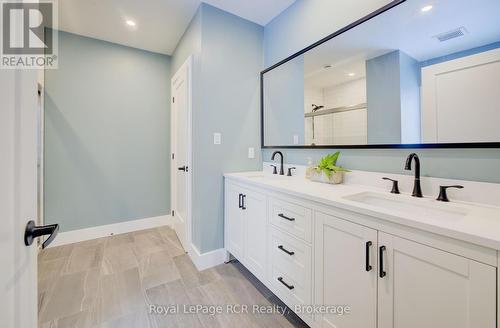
[
  {"x1": 213, "y1": 133, "x2": 221, "y2": 145},
  {"x1": 248, "y1": 147, "x2": 255, "y2": 159}
]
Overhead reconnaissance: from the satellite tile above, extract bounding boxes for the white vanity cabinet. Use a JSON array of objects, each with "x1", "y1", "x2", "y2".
[
  {"x1": 224, "y1": 181, "x2": 267, "y2": 281},
  {"x1": 224, "y1": 175, "x2": 498, "y2": 328},
  {"x1": 314, "y1": 211, "x2": 378, "y2": 328},
  {"x1": 315, "y1": 211, "x2": 496, "y2": 328},
  {"x1": 377, "y1": 231, "x2": 496, "y2": 328}
]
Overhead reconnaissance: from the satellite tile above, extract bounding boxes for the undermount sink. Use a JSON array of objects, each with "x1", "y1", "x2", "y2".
[{"x1": 343, "y1": 191, "x2": 469, "y2": 219}]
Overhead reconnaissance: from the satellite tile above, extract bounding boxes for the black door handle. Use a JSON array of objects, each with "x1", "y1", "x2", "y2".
[
  {"x1": 238, "y1": 193, "x2": 242, "y2": 209},
  {"x1": 178, "y1": 166, "x2": 188, "y2": 172},
  {"x1": 365, "y1": 241, "x2": 373, "y2": 271},
  {"x1": 24, "y1": 220, "x2": 59, "y2": 249},
  {"x1": 278, "y1": 245, "x2": 295, "y2": 256},
  {"x1": 379, "y1": 245, "x2": 386, "y2": 278},
  {"x1": 278, "y1": 213, "x2": 295, "y2": 221},
  {"x1": 277, "y1": 277, "x2": 294, "y2": 290},
  {"x1": 241, "y1": 194, "x2": 246, "y2": 210}
]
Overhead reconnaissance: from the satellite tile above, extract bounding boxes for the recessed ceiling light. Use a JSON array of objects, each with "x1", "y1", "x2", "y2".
[
  {"x1": 125, "y1": 20, "x2": 136, "y2": 27},
  {"x1": 421, "y1": 5, "x2": 433, "y2": 12},
  {"x1": 347, "y1": 72, "x2": 355, "y2": 77},
  {"x1": 323, "y1": 64, "x2": 332, "y2": 69}
]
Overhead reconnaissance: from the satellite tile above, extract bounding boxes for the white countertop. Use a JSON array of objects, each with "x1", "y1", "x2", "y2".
[{"x1": 225, "y1": 171, "x2": 500, "y2": 250}]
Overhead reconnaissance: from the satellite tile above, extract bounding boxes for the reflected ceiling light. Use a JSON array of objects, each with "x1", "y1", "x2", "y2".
[
  {"x1": 421, "y1": 5, "x2": 433, "y2": 12},
  {"x1": 125, "y1": 20, "x2": 136, "y2": 27},
  {"x1": 347, "y1": 72, "x2": 355, "y2": 77}
]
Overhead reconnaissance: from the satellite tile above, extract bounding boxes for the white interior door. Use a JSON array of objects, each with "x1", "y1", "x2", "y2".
[
  {"x1": 171, "y1": 57, "x2": 192, "y2": 252},
  {"x1": 0, "y1": 69, "x2": 40, "y2": 327},
  {"x1": 421, "y1": 48, "x2": 500, "y2": 143}
]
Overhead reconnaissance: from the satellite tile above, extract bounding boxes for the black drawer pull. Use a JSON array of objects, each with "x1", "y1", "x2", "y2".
[
  {"x1": 278, "y1": 213, "x2": 295, "y2": 221},
  {"x1": 379, "y1": 245, "x2": 387, "y2": 278},
  {"x1": 241, "y1": 194, "x2": 246, "y2": 210},
  {"x1": 238, "y1": 193, "x2": 242, "y2": 209},
  {"x1": 278, "y1": 245, "x2": 295, "y2": 256},
  {"x1": 365, "y1": 241, "x2": 372, "y2": 272},
  {"x1": 277, "y1": 277, "x2": 294, "y2": 290}
]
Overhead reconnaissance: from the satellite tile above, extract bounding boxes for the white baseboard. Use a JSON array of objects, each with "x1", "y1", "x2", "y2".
[
  {"x1": 189, "y1": 244, "x2": 227, "y2": 271},
  {"x1": 48, "y1": 215, "x2": 173, "y2": 248}
]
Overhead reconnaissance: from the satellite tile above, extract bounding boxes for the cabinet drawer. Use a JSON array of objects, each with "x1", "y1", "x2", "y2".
[
  {"x1": 270, "y1": 198, "x2": 312, "y2": 243},
  {"x1": 269, "y1": 227, "x2": 312, "y2": 307}
]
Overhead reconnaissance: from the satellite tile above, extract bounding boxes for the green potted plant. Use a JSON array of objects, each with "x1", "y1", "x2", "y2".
[{"x1": 311, "y1": 152, "x2": 350, "y2": 184}]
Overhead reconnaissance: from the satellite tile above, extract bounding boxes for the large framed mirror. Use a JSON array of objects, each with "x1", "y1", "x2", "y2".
[{"x1": 261, "y1": 0, "x2": 500, "y2": 148}]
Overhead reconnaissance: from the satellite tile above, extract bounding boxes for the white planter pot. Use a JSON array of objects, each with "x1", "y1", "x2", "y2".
[{"x1": 310, "y1": 170, "x2": 344, "y2": 184}]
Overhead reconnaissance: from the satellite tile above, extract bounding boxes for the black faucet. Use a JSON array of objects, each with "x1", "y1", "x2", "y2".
[
  {"x1": 271, "y1": 151, "x2": 284, "y2": 175},
  {"x1": 404, "y1": 153, "x2": 423, "y2": 198}
]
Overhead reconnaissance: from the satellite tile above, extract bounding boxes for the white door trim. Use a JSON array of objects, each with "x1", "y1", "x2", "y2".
[{"x1": 170, "y1": 55, "x2": 193, "y2": 254}]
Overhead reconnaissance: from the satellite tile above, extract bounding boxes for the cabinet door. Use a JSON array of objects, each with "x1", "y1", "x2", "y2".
[
  {"x1": 243, "y1": 189, "x2": 267, "y2": 281},
  {"x1": 225, "y1": 182, "x2": 244, "y2": 259},
  {"x1": 378, "y1": 232, "x2": 496, "y2": 328},
  {"x1": 315, "y1": 212, "x2": 378, "y2": 328}
]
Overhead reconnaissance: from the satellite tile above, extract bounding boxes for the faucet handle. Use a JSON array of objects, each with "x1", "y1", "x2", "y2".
[
  {"x1": 382, "y1": 177, "x2": 400, "y2": 194},
  {"x1": 287, "y1": 167, "x2": 296, "y2": 177},
  {"x1": 437, "y1": 185, "x2": 464, "y2": 202},
  {"x1": 270, "y1": 165, "x2": 277, "y2": 175}
]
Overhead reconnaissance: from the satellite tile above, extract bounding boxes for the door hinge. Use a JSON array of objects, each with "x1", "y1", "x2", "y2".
[
  {"x1": 171, "y1": 153, "x2": 175, "y2": 160},
  {"x1": 171, "y1": 210, "x2": 175, "y2": 216},
  {"x1": 172, "y1": 97, "x2": 175, "y2": 103}
]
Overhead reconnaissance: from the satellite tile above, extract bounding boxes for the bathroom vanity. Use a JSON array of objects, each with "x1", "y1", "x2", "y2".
[
  {"x1": 224, "y1": 170, "x2": 500, "y2": 328},
  {"x1": 239, "y1": 0, "x2": 500, "y2": 325}
]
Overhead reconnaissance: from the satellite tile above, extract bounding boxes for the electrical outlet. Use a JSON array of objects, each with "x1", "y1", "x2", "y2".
[
  {"x1": 213, "y1": 133, "x2": 221, "y2": 145},
  {"x1": 248, "y1": 147, "x2": 255, "y2": 159},
  {"x1": 293, "y1": 135, "x2": 299, "y2": 145}
]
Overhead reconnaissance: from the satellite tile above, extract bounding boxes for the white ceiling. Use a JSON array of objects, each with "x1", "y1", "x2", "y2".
[
  {"x1": 58, "y1": 0, "x2": 295, "y2": 55},
  {"x1": 304, "y1": 0, "x2": 500, "y2": 90}
]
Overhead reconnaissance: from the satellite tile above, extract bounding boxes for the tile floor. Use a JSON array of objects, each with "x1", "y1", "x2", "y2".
[{"x1": 38, "y1": 226, "x2": 306, "y2": 328}]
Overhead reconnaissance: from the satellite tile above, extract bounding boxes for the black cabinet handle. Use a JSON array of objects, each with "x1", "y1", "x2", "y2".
[
  {"x1": 24, "y1": 220, "x2": 59, "y2": 249},
  {"x1": 365, "y1": 241, "x2": 373, "y2": 271},
  {"x1": 177, "y1": 166, "x2": 188, "y2": 172},
  {"x1": 238, "y1": 193, "x2": 243, "y2": 209},
  {"x1": 241, "y1": 194, "x2": 246, "y2": 210},
  {"x1": 379, "y1": 245, "x2": 386, "y2": 278},
  {"x1": 278, "y1": 213, "x2": 295, "y2": 221},
  {"x1": 277, "y1": 277, "x2": 294, "y2": 290},
  {"x1": 278, "y1": 245, "x2": 295, "y2": 256}
]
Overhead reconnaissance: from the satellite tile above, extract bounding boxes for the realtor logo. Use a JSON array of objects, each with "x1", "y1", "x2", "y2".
[{"x1": 1, "y1": 0, "x2": 58, "y2": 68}]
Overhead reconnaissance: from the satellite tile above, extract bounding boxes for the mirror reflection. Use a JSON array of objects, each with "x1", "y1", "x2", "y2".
[{"x1": 263, "y1": 0, "x2": 500, "y2": 147}]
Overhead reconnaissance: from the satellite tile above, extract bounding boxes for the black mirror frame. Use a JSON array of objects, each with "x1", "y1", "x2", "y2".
[{"x1": 260, "y1": 0, "x2": 500, "y2": 150}]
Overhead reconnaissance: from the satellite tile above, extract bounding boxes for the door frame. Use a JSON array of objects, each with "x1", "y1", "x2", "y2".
[{"x1": 170, "y1": 55, "x2": 193, "y2": 253}]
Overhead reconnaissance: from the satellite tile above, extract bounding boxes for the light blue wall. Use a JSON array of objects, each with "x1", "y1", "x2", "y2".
[
  {"x1": 264, "y1": 55, "x2": 305, "y2": 145},
  {"x1": 366, "y1": 50, "x2": 421, "y2": 144},
  {"x1": 45, "y1": 31, "x2": 171, "y2": 232},
  {"x1": 264, "y1": 0, "x2": 392, "y2": 66},
  {"x1": 366, "y1": 51, "x2": 402, "y2": 144},
  {"x1": 263, "y1": 0, "x2": 500, "y2": 183},
  {"x1": 171, "y1": 7, "x2": 201, "y2": 74},
  {"x1": 399, "y1": 51, "x2": 421, "y2": 144},
  {"x1": 172, "y1": 4, "x2": 263, "y2": 253},
  {"x1": 420, "y1": 41, "x2": 500, "y2": 67}
]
